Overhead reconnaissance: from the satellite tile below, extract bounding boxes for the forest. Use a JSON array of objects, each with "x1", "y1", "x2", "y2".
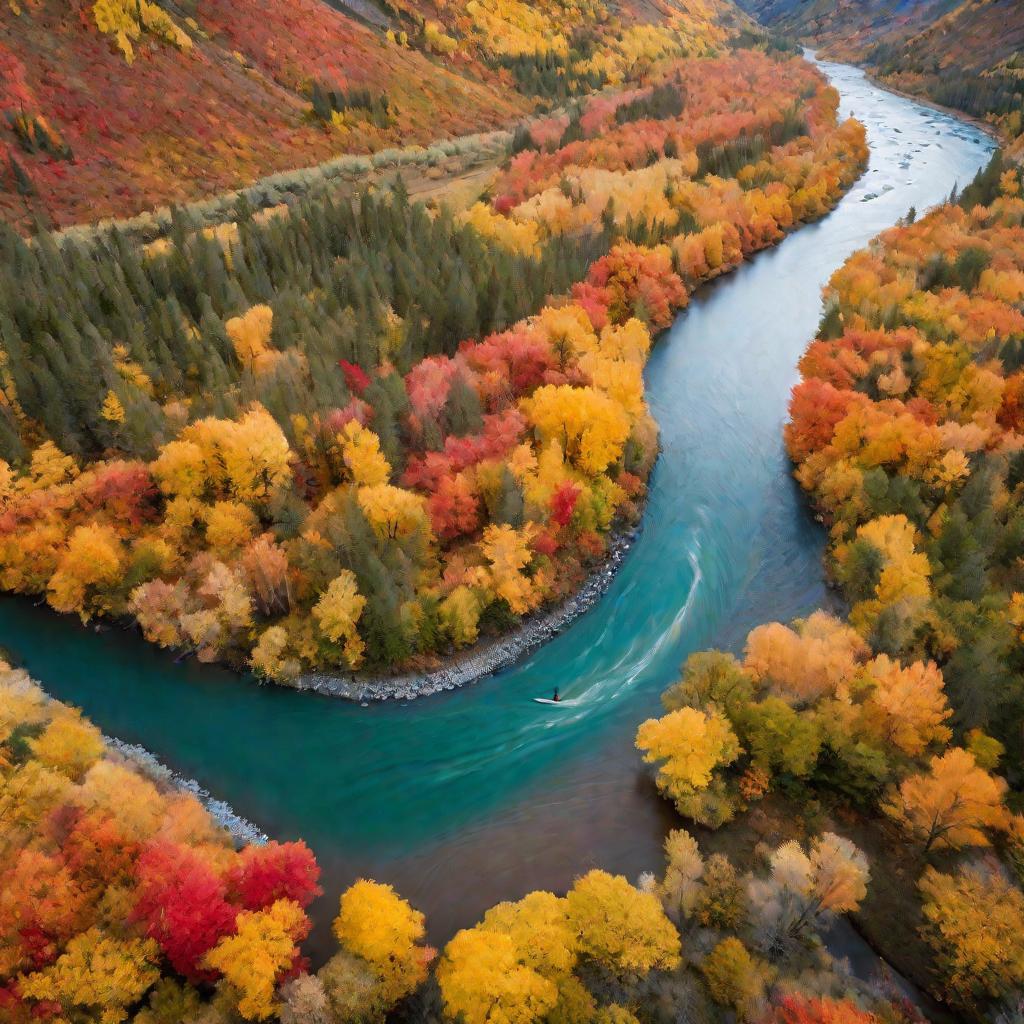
[
  {"x1": 4, "y1": 0, "x2": 1024, "y2": 1021},
  {"x1": 0, "y1": 659, "x2": 925, "y2": 1023},
  {"x1": 635, "y1": 158, "x2": 1024, "y2": 1022},
  {"x1": 0, "y1": 49, "x2": 867, "y2": 682}
]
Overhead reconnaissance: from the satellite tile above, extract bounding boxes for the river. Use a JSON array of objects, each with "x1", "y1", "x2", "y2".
[{"x1": 0, "y1": 58, "x2": 993, "y2": 959}]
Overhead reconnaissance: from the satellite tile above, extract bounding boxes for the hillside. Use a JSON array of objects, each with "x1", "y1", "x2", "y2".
[
  {"x1": 737, "y1": 0, "x2": 1024, "y2": 153},
  {"x1": 0, "y1": 0, "x2": 751, "y2": 230},
  {"x1": 735, "y1": 0, "x2": 961, "y2": 49}
]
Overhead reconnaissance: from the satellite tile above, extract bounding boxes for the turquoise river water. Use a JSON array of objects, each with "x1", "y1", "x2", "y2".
[{"x1": 0, "y1": 58, "x2": 994, "y2": 955}]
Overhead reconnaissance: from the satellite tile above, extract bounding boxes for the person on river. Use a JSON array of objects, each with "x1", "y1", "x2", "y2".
[{"x1": 552, "y1": 688, "x2": 561, "y2": 702}]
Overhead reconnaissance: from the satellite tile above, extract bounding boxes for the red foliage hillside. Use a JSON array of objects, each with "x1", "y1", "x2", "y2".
[
  {"x1": 0, "y1": 0, "x2": 753, "y2": 231},
  {"x1": 0, "y1": 0, "x2": 525, "y2": 229}
]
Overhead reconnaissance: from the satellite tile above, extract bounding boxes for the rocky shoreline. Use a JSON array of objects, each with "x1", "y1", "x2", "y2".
[
  {"x1": 104, "y1": 736, "x2": 268, "y2": 848},
  {"x1": 295, "y1": 520, "x2": 642, "y2": 703}
]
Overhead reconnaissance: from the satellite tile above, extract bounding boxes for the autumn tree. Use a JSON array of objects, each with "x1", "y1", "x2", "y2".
[
  {"x1": 227, "y1": 840, "x2": 322, "y2": 910},
  {"x1": 340, "y1": 421, "x2": 391, "y2": 487},
  {"x1": 748, "y1": 833, "x2": 869, "y2": 953},
  {"x1": 565, "y1": 870, "x2": 680, "y2": 979},
  {"x1": 46, "y1": 522, "x2": 124, "y2": 620},
  {"x1": 882, "y1": 747, "x2": 1009, "y2": 853},
  {"x1": 312, "y1": 570, "x2": 367, "y2": 668},
  {"x1": 635, "y1": 706, "x2": 741, "y2": 826},
  {"x1": 331, "y1": 879, "x2": 431, "y2": 1010},
  {"x1": 765, "y1": 994, "x2": 880, "y2": 1024},
  {"x1": 744, "y1": 612, "x2": 867, "y2": 706},
  {"x1": 480, "y1": 891, "x2": 578, "y2": 979},
  {"x1": 918, "y1": 863, "x2": 1024, "y2": 1006},
  {"x1": 28, "y1": 708, "x2": 104, "y2": 781},
  {"x1": 700, "y1": 937, "x2": 771, "y2": 1017},
  {"x1": 132, "y1": 840, "x2": 238, "y2": 980},
  {"x1": 203, "y1": 898, "x2": 310, "y2": 1021},
  {"x1": 437, "y1": 927, "x2": 559, "y2": 1024},
  {"x1": 658, "y1": 828, "x2": 704, "y2": 919},
  {"x1": 860, "y1": 655, "x2": 952, "y2": 757},
  {"x1": 522, "y1": 385, "x2": 631, "y2": 476},
  {"x1": 17, "y1": 928, "x2": 161, "y2": 1019}
]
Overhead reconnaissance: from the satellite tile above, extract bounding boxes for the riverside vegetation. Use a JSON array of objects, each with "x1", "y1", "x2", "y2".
[
  {"x1": 0, "y1": 658, "x2": 921, "y2": 1023},
  {"x1": 736, "y1": 0, "x2": 1024, "y2": 158},
  {"x1": 0, "y1": 49, "x2": 866, "y2": 685},
  {"x1": 635, "y1": 159, "x2": 1024, "y2": 1023}
]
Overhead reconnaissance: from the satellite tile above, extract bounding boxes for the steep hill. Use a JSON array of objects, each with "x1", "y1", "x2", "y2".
[
  {"x1": 738, "y1": 0, "x2": 1024, "y2": 153},
  {"x1": 735, "y1": 0, "x2": 961, "y2": 50},
  {"x1": 0, "y1": 0, "x2": 751, "y2": 230}
]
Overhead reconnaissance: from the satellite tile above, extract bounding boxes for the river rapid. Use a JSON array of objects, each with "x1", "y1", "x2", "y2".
[{"x1": 0, "y1": 58, "x2": 994, "y2": 956}]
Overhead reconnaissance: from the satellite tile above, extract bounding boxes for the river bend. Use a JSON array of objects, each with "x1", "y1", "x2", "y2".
[{"x1": 0, "y1": 58, "x2": 994, "y2": 949}]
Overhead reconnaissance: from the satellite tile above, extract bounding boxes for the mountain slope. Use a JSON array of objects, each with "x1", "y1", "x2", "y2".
[
  {"x1": 738, "y1": 0, "x2": 1024, "y2": 152},
  {"x1": 735, "y1": 0, "x2": 961, "y2": 50},
  {"x1": 0, "y1": 0, "x2": 751, "y2": 230}
]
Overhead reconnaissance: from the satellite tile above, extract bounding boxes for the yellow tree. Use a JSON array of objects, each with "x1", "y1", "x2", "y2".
[
  {"x1": 101, "y1": 390, "x2": 126, "y2": 424},
  {"x1": 204, "y1": 500, "x2": 259, "y2": 553},
  {"x1": 635, "y1": 706, "x2": 741, "y2": 825},
  {"x1": 218, "y1": 406, "x2": 293, "y2": 503},
  {"x1": 29, "y1": 708, "x2": 104, "y2": 781},
  {"x1": 882, "y1": 747, "x2": 1009, "y2": 853},
  {"x1": 565, "y1": 870, "x2": 681, "y2": 979},
  {"x1": 918, "y1": 864, "x2": 1024, "y2": 1006},
  {"x1": 312, "y1": 571, "x2": 367, "y2": 668},
  {"x1": 480, "y1": 891, "x2": 578, "y2": 978},
  {"x1": 152, "y1": 438, "x2": 208, "y2": 498},
  {"x1": 0, "y1": 762, "x2": 72, "y2": 841},
  {"x1": 0, "y1": 666, "x2": 48, "y2": 743},
  {"x1": 357, "y1": 484, "x2": 430, "y2": 542},
  {"x1": 439, "y1": 585, "x2": 483, "y2": 647},
  {"x1": 522, "y1": 385, "x2": 630, "y2": 475},
  {"x1": 699, "y1": 937, "x2": 770, "y2": 1015},
  {"x1": 17, "y1": 928, "x2": 160, "y2": 1018},
  {"x1": 437, "y1": 927, "x2": 559, "y2": 1024},
  {"x1": 332, "y1": 879, "x2": 431, "y2": 1006},
  {"x1": 20, "y1": 441, "x2": 78, "y2": 493},
  {"x1": 249, "y1": 625, "x2": 299, "y2": 682},
  {"x1": 227, "y1": 305, "x2": 280, "y2": 374},
  {"x1": 340, "y1": 421, "x2": 391, "y2": 487},
  {"x1": 175, "y1": 406, "x2": 292, "y2": 503},
  {"x1": 204, "y1": 898, "x2": 309, "y2": 1021},
  {"x1": 481, "y1": 524, "x2": 539, "y2": 615},
  {"x1": 47, "y1": 522, "x2": 124, "y2": 619},
  {"x1": 844, "y1": 515, "x2": 931, "y2": 637}
]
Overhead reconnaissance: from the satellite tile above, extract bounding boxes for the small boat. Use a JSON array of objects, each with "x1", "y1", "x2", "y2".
[{"x1": 533, "y1": 697, "x2": 569, "y2": 705}]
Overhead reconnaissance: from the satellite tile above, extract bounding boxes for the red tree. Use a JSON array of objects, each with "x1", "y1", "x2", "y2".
[
  {"x1": 132, "y1": 841, "x2": 238, "y2": 980},
  {"x1": 339, "y1": 360, "x2": 371, "y2": 395},
  {"x1": 225, "y1": 840, "x2": 322, "y2": 911},
  {"x1": 550, "y1": 482, "x2": 581, "y2": 527}
]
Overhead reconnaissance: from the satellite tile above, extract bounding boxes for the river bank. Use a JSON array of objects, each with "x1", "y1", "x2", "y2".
[
  {"x1": 104, "y1": 736, "x2": 268, "y2": 848},
  {"x1": 296, "y1": 519, "x2": 643, "y2": 701}
]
